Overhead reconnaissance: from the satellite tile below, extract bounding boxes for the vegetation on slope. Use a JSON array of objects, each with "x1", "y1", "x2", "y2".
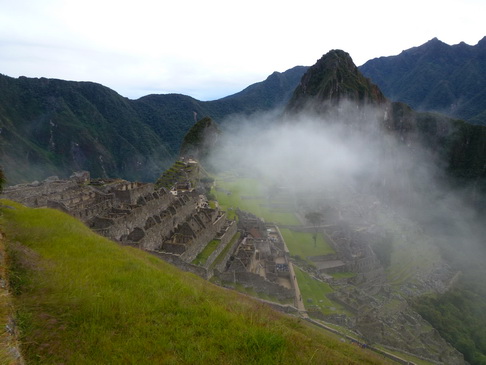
[
  {"x1": 360, "y1": 36, "x2": 486, "y2": 125},
  {"x1": 0, "y1": 75, "x2": 175, "y2": 183},
  {"x1": 413, "y1": 283, "x2": 486, "y2": 365},
  {"x1": 0, "y1": 200, "x2": 390, "y2": 364},
  {"x1": 286, "y1": 50, "x2": 386, "y2": 113},
  {"x1": 0, "y1": 66, "x2": 306, "y2": 185},
  {"x1": 179, "y1": 117, "x2": 221, "y2": 162}
]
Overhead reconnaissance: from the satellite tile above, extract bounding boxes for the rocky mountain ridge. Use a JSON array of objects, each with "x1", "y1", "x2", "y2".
[{"x1": 360, "y1": 36, "x2": 486, "y2": 125}]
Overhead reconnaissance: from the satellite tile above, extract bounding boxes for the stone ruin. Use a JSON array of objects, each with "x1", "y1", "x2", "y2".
[
  {"x1": 218, "y1": 210, "x2": 300, "y2": 304},
  {"x1": 0, "y1": 170, "x2": 237, "y2": 278}
]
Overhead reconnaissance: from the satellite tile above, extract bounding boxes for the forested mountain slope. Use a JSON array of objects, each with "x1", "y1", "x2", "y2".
[{"x1": 360, "y1": 37, "x2": 486, "y2": 125}]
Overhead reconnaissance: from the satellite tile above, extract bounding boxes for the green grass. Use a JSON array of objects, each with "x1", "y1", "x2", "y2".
[
  {"x1": 212, "y1": 177, "x2": 299, "y2": 225},
  {"x1": 331, "y1": 272, "x2": 357, "y2": 279},
  {"x1": 294, "y1": 267, "x2": 347, "y2": 316},
  {"x1": 0, "y1": 233, "x2": 22, "y2": 365},
  {"x1": 209, "y1": 232, "x2": 241, "y2": 271},
  {"x1": 280, "y1": 228, "x2": 334, "y2": 262},
  {"x1": 192, "y1": 239, "x2": 220, "y2": 266},
  {"x1": 0, "y1": 200, "x2": 391, "y2": 364}
]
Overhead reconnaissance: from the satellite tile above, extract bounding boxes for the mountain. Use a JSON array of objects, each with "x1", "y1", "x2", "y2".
[
  {"x1": 0, "y1": 67, "x2": 306, "y2": 185},
  {"x1": 283, "y1": 48, "x2": 486, "y2": 364},
  {"x1": 359, "y1": 37, "x2": 486, "y2": 125},
  {"x1": 0, "y1": 75, "x2": 175, "y2": 183},
  {"x1": 289, "y1": 49, "x2": 486, "y2": 194},
  {"x1": 206, "y1": 66, "x2": 308, "y2": 118},
  {"x1": 179, "y1": 116, "x2": 221, "y2": 162},
  {"x1": 286, "y1": 50, "x2": 386, "y2": 112}
]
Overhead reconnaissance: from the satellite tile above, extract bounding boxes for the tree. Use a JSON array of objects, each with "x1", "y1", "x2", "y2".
[{"x1": 305, "y1": 211, "x2": 323, "y2": 248}]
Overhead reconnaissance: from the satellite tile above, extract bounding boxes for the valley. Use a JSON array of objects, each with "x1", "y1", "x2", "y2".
[
  {"x1": 211, "y1": 171, "x2": 463, "y2": 364},
  {"x1": 1, "y1": 38, "x2": 486, "y2": 364}
]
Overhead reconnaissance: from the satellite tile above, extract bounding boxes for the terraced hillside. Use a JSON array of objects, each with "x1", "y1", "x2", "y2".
[{"x1": 0, "y1": 200, "x2": 391, "y2": 364}]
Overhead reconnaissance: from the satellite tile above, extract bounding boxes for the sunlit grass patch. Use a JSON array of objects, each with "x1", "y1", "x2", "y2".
[
  {"x1": 331, "y1": 272, "x2": 357, "y2": 279},
  {"x1": 280, "y1": 228, "x2": 334, "y2": 261},
  {"x1": 294, "y1": 267, "x2": 347, "y2": 316}
]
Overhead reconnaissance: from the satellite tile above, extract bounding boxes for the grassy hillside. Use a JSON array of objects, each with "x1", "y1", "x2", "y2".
[{"x1": 0, "y1": 200, "x2": 390, "y2": 364}]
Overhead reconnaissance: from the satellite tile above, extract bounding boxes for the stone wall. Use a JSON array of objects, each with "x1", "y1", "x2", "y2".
[
  {"x1": 212, "y1": 230, "x2": 241, "y2": 274},
  {"x1": 1, "y1": 171, "x2": 239, "y2": 284},
  {"x1": 90, "y1": 192, "x2": 197, "y2": 249},
  {"x1": 2, "y1": 179, "x2": 77, "y2": 207},
  {"x1": 149, "y1": 251, "x2": 209, "y2": 279},
  {"x1": 204, "y1": 221, "x2": 237, "y2": 270},
  {"x1": 180, "y1": 211, "x2": 227, "y2": 262},
  {"x1": 217, "y1": 271, "x2": 294, "y2": 301},
  {"x1": 110, "y1": 182, "x2": 155, "y2": 206}
]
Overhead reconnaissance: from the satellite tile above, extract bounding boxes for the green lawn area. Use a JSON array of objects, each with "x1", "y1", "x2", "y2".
[
  {"x1": 212, "y1": 176, "x2": 299, "y2": 226},
  {"x1": 192, "y1": 239, "x2": 220, "y2": 266},
  {"x1": 294, "y1": 267, "x2": 346, "y2": 316},
  {"x1": 280, "y1": 228, "x2": 334, "y2": 261},
  {"x1": 331, "y1": 272, "x2": 357, "y2": 279}
]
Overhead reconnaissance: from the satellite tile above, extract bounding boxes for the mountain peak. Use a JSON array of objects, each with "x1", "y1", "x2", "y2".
[
  {"x1": 477, "y1": 35, "x2": 486, "y2": 48},
  {"x1": 426, "y1": 37, "x2": 441, "y2": 44},
  {"x1": 286, "y1": 49, "x2": 386, "y2": 112}
]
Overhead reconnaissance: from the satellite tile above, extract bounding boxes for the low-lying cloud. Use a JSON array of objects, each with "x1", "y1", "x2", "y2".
[{"x1": 208, "y1": 101, "x2": 486, "y2": 272}]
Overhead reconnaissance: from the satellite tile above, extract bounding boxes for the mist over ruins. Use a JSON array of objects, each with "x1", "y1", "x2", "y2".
[{"x1": 1, "y1": 45, "x2": 486, "y2": 364}]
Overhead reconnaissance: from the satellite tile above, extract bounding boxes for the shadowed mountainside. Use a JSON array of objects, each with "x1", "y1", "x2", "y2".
[
  {"x1": 286, "y1": 50, "x2": 386, "y2": 113},
  {"x1": 360, "y1": 37, "x2": 486, "y2": 125},
  {"x1": 0, "y1": 66, "x2": 307, "y2": 184}
]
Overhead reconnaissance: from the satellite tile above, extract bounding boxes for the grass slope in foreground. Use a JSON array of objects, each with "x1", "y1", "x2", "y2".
[{"x1": 0, "y1": 200, "x2": 391, "y2": 365}]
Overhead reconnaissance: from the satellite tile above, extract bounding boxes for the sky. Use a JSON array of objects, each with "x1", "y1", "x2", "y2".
[{"x1": 0, "y1": 0, "x2": 484, "y2": 101}]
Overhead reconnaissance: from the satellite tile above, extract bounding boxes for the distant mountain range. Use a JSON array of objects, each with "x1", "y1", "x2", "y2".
[
  {"x1": 287, "y1": 49, "x2": 486, "y2": 197},
  {"x1": 360, "y1": 37, "x2": 486, "y2": 125},
  {"x1": 1, "y1": 36, "x2": 486, "y2": 186},
  {"x1": 0, "y1": 66, "x2": 306, "y2": 184}
]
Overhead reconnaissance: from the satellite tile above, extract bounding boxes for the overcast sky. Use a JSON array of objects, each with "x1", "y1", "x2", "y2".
[{"x1": 1, "y1": 0, "x2": 484, "y2": 101}]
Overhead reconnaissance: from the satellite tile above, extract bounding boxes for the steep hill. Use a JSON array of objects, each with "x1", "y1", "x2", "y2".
[
  {"x1": 0, "y1": 200, "x2": 391, "y2": 364},
  {"x1": 282, "y1": 48, "x2": 486, "y2": 364},
  {"x1": 286, "y1": 50, "x2": 386, "y2": 112},
  {"x1": 0, "y1": 75, "x2": 175, "y2": 184},
  {"x1": 0, "y1": 67, "x2": 305, "y2": 185},
  {"x1": 359, "y1": 37, "x2": 486, "y2": 125},
  {"x1": 287, "y1": 49, "x2": 486, "y2": 196},
  {"x1": 179, "y1": 116, "x2": 222, "y2": 162},
  {"x1": 206, "y1": 66, "x2": 308, "y2": 118}
]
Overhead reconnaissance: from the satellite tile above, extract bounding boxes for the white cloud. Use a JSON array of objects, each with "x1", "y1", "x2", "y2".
[{"x1": 0, "y1": 0, "x2": 484, "y2": 100}]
